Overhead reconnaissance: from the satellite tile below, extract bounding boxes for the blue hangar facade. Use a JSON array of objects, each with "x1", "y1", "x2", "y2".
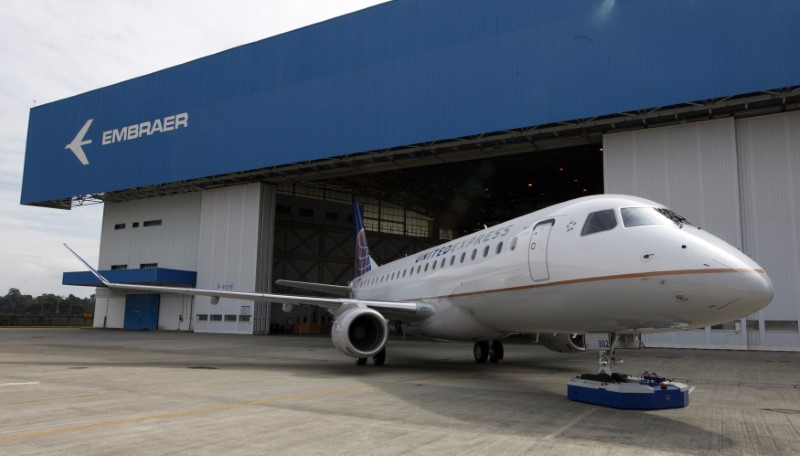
[{"x1": 22, "y1": 0, "x2": 800, "y2": 349}]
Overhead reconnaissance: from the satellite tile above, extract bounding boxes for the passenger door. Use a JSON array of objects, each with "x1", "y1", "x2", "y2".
[{"x1": 528, "y1": 220, "x2": 554, "y2": 282}]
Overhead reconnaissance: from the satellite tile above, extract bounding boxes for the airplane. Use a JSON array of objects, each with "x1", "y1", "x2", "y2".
[{"x1": 66, "y1": 194, "x2": 774, "y2": 375}]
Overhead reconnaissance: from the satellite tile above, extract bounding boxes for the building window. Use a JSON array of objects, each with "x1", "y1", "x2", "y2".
[
  {"x1": 325, "y1": 212, "x2": 339, "y2": 221},
  {"x1": 209, "y1": 314, "x2": 223, "y2": 321},
  {"x1": 239, "y1": 315, "x2": 251, "y2": 322},
  {"x1": 197, "y1": 314, "x2": 208, "y2": 321},
  {"x1": 225, "y1": 315, "x2": 237, "y2": 322},
  {"x1": 140, "y1": 263, "x2": 158, "y2": 269},
  {"x1": 276, "y1": 205, "x2": 291, "y2": 215},
  {"x1": 111, "y1": 264, "x2": 127, "y2": 270},
  {"x1": 299, "y1": 208, "x2": 314, "y2": 217},
  {"x1": 764, "y1": 320, "x2": 799, "y2": 332},
  {"x1": 143, "y1": 219, "x2": 162, "y2": 227},
  {"x1": 132, "y1": 222, "x2": 140, "y2": 228},
  {"x1": 711, "y1": 321, "x2": 738, "y2": 330},
  {"x1": 114, "y1": 223, "x2": 126, "y2": 230}
]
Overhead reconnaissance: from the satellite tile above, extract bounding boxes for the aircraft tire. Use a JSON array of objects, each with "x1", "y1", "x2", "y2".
[
  {"x1": 373, "y1": 348, "x2": 386, "y2": 366},
  {"x1": 474, "y1": 341, "x2": 489, "y2": 363},
  {"x1": 491, "y1": 340, "x2": 504, "y2": 362},
  {"x1": 356, "y1": 357, "x2": 368, "y2": 366}
]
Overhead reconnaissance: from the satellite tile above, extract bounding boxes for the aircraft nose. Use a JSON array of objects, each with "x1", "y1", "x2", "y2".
[
  {"x1": 706, "y1": 258, "x2": 773, "y2": 319},
  {"x1": 733, "y1": 269, "x2": 773, "y2": 315}
]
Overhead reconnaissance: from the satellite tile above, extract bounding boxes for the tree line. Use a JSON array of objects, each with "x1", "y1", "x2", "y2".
[{"x1": 0, "y1": 288, "x2": 95, "y2": 316}]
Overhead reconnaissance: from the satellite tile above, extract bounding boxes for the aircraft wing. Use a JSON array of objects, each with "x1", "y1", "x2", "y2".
[{"x1": 65, "y1": 244, "x2": 433, "y2": 320}]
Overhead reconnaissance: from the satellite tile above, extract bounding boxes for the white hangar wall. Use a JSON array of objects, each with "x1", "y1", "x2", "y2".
[
  {"x1": 94, "y1": 192, "x2": 202, "y2": 331},
  {"x1": 604, "y1": 112, "x2": 800, "y2": 351},
  {"x1": 93, "y1": 183, "x2": 276, "y2": 334}
]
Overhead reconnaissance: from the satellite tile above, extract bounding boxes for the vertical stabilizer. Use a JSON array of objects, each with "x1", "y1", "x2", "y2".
[{"x1": 353, "y1": 201, "x2": 374, "y2": 277}]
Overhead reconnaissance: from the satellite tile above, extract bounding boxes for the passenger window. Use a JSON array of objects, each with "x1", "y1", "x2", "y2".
[
  {"x1": 432, "y1": 261, "x2": 437, "y2": 270},
  {"x1": 510, "y1": 237, "x2": 517, "y2": 250},
  {"x1": 460, "y1": 252, "x2": 466, "y2": 263},
  {"x1": 424, "y1": 263, "x2": 429, "y2": 272},
  {"x1": 496, "y1": 242, "x2": 503, "y2": 254},
  {"x1": 440, "y1": 258, "x2": 446, "y2": 268},
  {"x1": 483, "y1": 245, "x2": 489, "y2": 257},
  {"x1": 402, "y1": 270, "x2": 406, "y2": 278},
  {"x1": 471, "y1": 249, "x2": 477, "y2": 260},
  {"x1": 450, "y1": 256, "x2": 455, "y2": 266},
  {"x1": 581, "y1": 209, "x2": 618, "y2": 236},
  {"x1": 417, "y1": 265, "x2": 421, "y2": 273}
]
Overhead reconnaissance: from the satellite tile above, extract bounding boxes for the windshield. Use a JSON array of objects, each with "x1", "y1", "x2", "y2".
[{"x1": 621, "y1": 207, "x2": 690, "y2": 228}]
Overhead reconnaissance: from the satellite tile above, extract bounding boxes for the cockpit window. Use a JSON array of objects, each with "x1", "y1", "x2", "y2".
[
  {"x1": 622, "y1": 207, "x2": 690, "y2": 228},
  {"x1": 581, "y1": 209, "x2": 618, "y2": 236}
]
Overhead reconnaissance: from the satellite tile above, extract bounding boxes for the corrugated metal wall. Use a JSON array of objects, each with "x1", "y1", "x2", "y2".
[
  {"x1": 193, "y1": 183, "x2": 274, "y2": 334},
  {"x1": 604, "y1": 113, "x2": 800, "y2": 350},
  {"x1": 22, "y1": 0, "x2": 800, "y2": 205},
  {"x1": 737, "y1": 112, "x2": 800, "y2": 350}
]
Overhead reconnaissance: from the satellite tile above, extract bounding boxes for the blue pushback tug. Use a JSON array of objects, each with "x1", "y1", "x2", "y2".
[{"x1": 567, "y1": 372, "x2": 691, "y2": 410}]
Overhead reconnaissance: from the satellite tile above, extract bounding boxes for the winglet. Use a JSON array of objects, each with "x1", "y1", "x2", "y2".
[{"x1": 63, "y1": 244, "x2": 110, "y2": 286}]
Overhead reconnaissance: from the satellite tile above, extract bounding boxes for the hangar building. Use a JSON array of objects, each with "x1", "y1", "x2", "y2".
[{"x1": 22, "y1": 0, "x2": 800, "y2": 350}]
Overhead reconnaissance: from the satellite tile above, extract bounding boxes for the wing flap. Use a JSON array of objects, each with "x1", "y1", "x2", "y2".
[{"x1": 274, "y1": 279, "x2": 351, "y2": 297}]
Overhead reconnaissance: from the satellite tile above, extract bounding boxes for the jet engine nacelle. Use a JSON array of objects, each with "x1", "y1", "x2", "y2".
[
  {"x1": 331, "y1": 307, "x2": 388, "y2": 359},
  {"x1": 538, "y1": 333, "x2": 586, "y2": 353}
]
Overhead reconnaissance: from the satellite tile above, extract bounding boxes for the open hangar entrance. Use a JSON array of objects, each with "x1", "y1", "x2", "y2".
[{"x1": 269, "y1": 140, "x2": 603, "y2": 333}]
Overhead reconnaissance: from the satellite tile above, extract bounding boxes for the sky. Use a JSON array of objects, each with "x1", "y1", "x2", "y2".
[{"x1": 0, "y1": 0, "x2": 388, "y2": 298}]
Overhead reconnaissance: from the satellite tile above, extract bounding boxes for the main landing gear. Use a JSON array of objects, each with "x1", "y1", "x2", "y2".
[
  {"x1": 473, "y1": 340, "x2": 504, "y2": 363},
  {"x1": 567, "y1": 333, "x2": 691, "y2": 410},
  {"x1": 355, "y1": 347, "x2": 386, "y2": 366}
]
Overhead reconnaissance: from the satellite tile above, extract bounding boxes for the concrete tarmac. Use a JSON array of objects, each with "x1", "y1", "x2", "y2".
[{"x1": 0, "y1": 328, "x2": 798, "y2": 455}]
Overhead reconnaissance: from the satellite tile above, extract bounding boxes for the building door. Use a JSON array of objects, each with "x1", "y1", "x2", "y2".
[{"x1": 124, "y1": 294, "x2": 160, "y2": 331}]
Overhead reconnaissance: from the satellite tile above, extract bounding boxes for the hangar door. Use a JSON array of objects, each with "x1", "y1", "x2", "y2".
[{"x1": 124, "y1": 294, "x2": 160, "y2": 331}]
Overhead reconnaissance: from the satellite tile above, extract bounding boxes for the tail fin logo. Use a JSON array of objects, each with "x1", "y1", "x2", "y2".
[{"x1": 353, "y1": 201, "x2": 372, "y2": 277}]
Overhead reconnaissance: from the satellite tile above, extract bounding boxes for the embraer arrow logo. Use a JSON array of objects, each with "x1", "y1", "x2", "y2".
[{"x1": 65, "y1": 119, "x2": 93, "y2": 165}]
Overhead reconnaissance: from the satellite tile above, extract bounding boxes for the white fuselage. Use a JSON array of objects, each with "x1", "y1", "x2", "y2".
[{"x1": 350, "y1": 195, "x2": 773, "y2": 341}]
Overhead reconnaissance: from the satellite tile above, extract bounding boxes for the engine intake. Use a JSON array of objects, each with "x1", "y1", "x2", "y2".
[
  {"x1": 538, "y1": 333, "x2": 586, "y2": 353},
  {"x1": 331, "y1": 307, "x2": 388, "y2": 358}
]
